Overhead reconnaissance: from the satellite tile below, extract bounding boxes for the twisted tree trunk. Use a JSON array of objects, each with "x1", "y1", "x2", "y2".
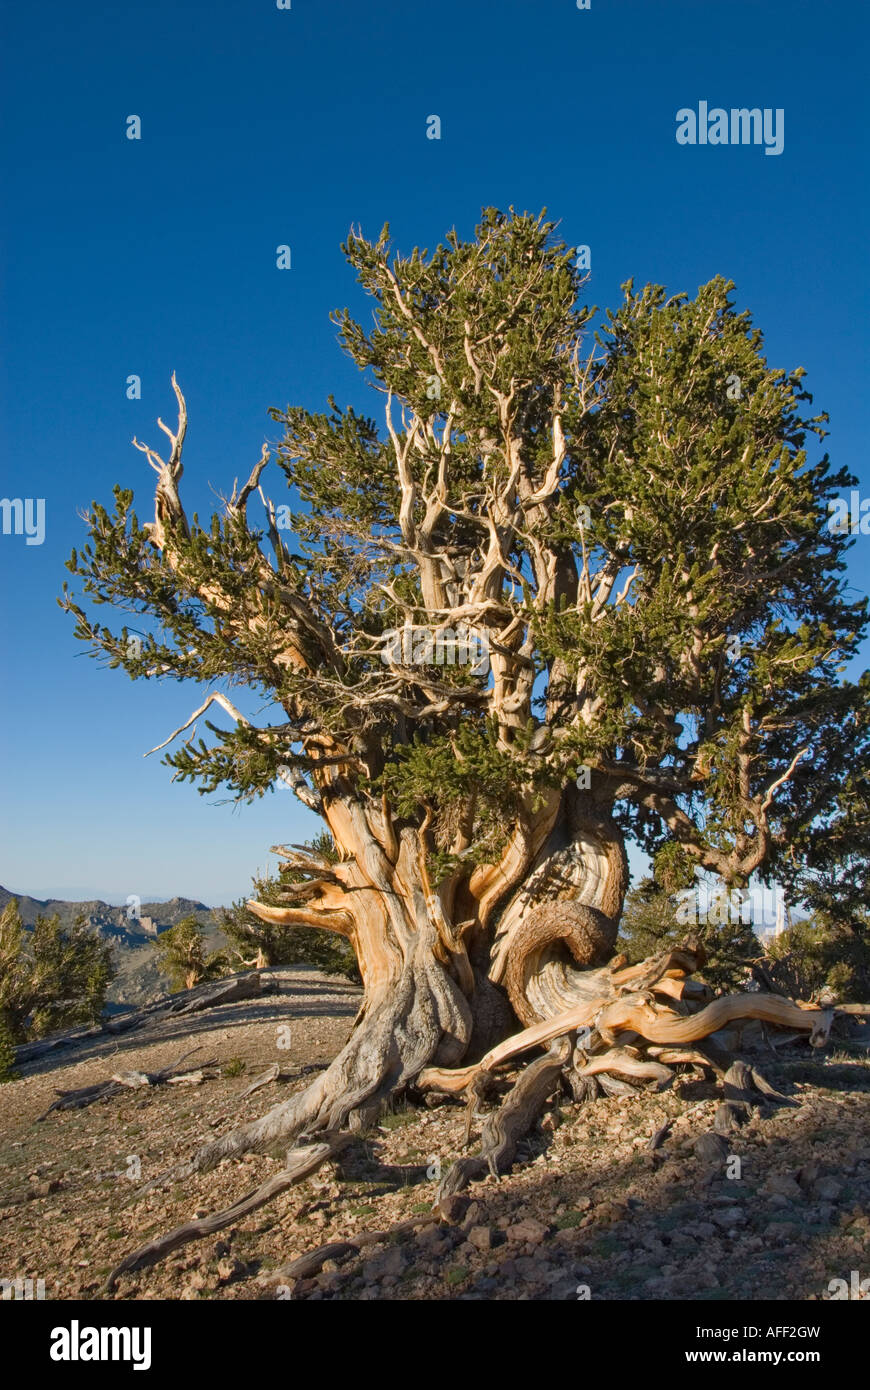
[
  {"x1": 114, "y1": 783, "x2": 829, "y2": 1287},
  {"x1": 177, "y1": 782, "x2": 626, "y2": 1175}
]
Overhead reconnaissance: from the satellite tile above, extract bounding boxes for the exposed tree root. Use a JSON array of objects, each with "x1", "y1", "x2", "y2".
[
  {"x1": 435, "y1": 1037, "x2": 572, "y2": 1197},
  {"x1": 273, "y1": 1213, "x2": 440, "y2": 1284},
  {"x1": 418, "y1": 989, "x2": 829, "y2": 1096},
  {"x1": 238, "y1": 1061, "x2": 327, "y2": 1099},
  {"x1": 648, "y1": 1119, "x2": 674, "y2": 1151},
  {"x1": 594, "y1": 993, "x2": 830, "y2": 1046},
  {"x1": 107, "y1": 1132, "x2": 355, "y2": 1291},
  {"x1": 575, "y1": 1046, "x2": 673, "y2": 1086},
  {"x1": 109, "y1": 938, "x2": 832, "y2": 1293},
  {"x1": 145, "y1": 952, "x2": 469, "y2": 1187},
  {"x1": 710, "y1": 1058, "x2": 795, "y2": 1133}
]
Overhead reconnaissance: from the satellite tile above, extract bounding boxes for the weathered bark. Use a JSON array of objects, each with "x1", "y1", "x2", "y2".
[
  {"x1": 170, "y1": 782, "x2": 629, "y2": 1178},
  {"x1": 435, "y1": 1037, "x2": 572, "y2": 1196},
  {"x1": 574, "y1": 1046, "x2": 673, "y2": 1086},
  {"x1": 490, "y1": 788, "x2": 628, "y2": 1025},
  {"x1": 171, "y1": 942, "x2": 470, "y2": 1179},
  {"x1": 417, "y1": 969, "x2": 828, "y2": 1097}
]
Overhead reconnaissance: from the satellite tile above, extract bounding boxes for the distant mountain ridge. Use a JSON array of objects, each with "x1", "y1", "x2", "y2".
[
  {"x1": 0, "y1": 885, "x2": 225, "y2": 1009},
  {"x1": 0, "y1": 885, "x2": 217, "y2": 936}
]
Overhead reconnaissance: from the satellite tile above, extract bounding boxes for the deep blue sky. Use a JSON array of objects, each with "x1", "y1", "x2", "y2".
[{"x1": 1, "y1": 0, "x2": 867, "y2": 905}]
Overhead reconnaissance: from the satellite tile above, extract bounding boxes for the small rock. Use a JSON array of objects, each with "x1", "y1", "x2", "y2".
[
  {"x1": 27, "y1": 1179, "x2": 61, "y2": 1200},
  {"x1": 550, "y1": 1278, "x2": 582, "y2": 1300},
  {"x1": 596, "y1": 1201, "x2": 628, "y2": 1224},
  {"x1": 812, "y1": 1177, "x2": 842, "y2": 1202},
  {"x1": 684, "y1": 1220, "x2": 717, "y2": 1239},
  {"x1": 371, "y1": 1245, "x2": 406, "y2": 1279},
  {"x1": 765, "y1": 1221, "x2": 801, "y2": 1242},
  {"x1": 461, "y1": 1202, "x2": 483, "y2": 1230},
  {"x1": 217, "y1": 1258, "x2": 245, "y2": 1284},
  {"x1": 416, "y1": 1228, "x2": 452, "y2": 1255},
  {"x1": 506, "y1": 1218, "x2": 548, "y2": 1244},
  {"x1": 761, "y1": 1174, "x2": 802, "y2": 1201},
  {"x1": 437, "y1": 1194, "x2": 470, "y2": 1224},
  {"x1": 712, "y1": 1208, "x2": 746, "y2": 1230},
  {"x1": 797, "y1": 1163, "x2": 821, "y2": 1191},
  {"x1": 467, "y1": 1225, "x2": 494, "y2": 1252},
  {"x1": 693, "y1": 1133, "x2": 729, "y2": 1164},
  {"x1": 714, "y1": 1102, "x2": 747, "y2": 1134}
]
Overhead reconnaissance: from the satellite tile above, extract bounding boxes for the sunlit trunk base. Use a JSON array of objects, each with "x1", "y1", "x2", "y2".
[{"x1": 113, "y1": 792, "x2": 831, "y2": 1286}]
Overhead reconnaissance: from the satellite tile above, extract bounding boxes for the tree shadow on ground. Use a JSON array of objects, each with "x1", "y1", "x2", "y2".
[
  {"x1": 15, "y1": 970, "x2": 362, "y2": 1080},
  {"x1": 272, "y1": 1049, "x2": 870, "y2": 1303}
]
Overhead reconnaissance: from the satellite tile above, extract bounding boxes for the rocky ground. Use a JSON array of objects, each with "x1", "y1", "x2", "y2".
[{"x1": 0, "y1": 968, "x2": 867, "y2": 1302}]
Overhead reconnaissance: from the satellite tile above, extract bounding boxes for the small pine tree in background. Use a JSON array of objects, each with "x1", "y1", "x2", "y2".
[
  {"x1": 151, "y1": 915, "x2": 228, "y2": 993},
  {"x1": 0, "y1": 1011, "x2": 18, "y2": 1083},
  {"x1": 618, "y1": 845, "x2": 759, "y2": 992},
  {"x1": 775, "y1": 811, "x2": 870, "y2": 1003},
  {"x1": 28, "y1": 912, "x2": 116, "y2": 1037},
  {"x1": 764, "y1": 914, "x2": 870, "y2": 1003},
  {"x1": 0, "y1": 899, "x2": 115, "y2": 1042},
  {"x1": 0, "y1": 900, "x2": 30, "y2": 1039}
]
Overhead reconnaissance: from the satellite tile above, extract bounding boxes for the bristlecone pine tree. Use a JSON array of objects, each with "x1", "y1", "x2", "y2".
[
  {"x1": 151, "y1": 915, "x2": 227, "y2": 993},
  {"x1": 0, "y1": 899, "x2": 114, "y2": 1045},
  {"x1": 62, "y1": 210, "x2": 870, "y2": 1247}
]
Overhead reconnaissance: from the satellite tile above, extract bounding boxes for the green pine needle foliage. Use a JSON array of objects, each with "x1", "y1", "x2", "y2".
[
  {"x1": 150, "y1": 915, "x2": 229, "y2": 994},
  {"x1": 0, "y1": 899, "x2": 115, "y2": 1043},
  {"x1": 59, "y1": 208, "x2": 870, "y2": 922}
]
